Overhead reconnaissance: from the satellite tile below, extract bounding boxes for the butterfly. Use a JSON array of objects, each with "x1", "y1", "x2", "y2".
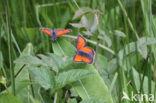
[
  {"x1": 40, "y1": 28, "x2": 72, "y2": 40},
  {"x1": 73, "y1": 35, "x2": 95, "y2": 64}
]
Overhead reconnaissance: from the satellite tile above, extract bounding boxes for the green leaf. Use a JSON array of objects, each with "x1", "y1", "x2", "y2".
[
  {"x1": 0, "y1": 93, "x2": 22, "y2": 103},
  {"x1": 70, "y1": 23, "x2": 86, "y2": 28},
  {"x1": 80, "y1": 97, "x2": 105, "y2": 103},
  {"x1": 98, "y1": 29, "x2": 112, "y2": 47},
  {"x1": 14, "y1": 43, "x2": 35, "y2": 103},
  {"x1": 137, "y1": 38, "x2": 147, "y2": 58},
  {"x1": 38, "y1": 53, "x2": 64, "y2": 72},
  {"x1": 52, "y1": 39, "x2": 76, "y2": 57},
  {"x1": 113, "y1": 30, "x2": 126, "y2": 37},
  {"x1": 132, "y1": 68, "x2": 155, "y2": 94},
  {"x1": 68, "y1": 98, "x2": 77, "y2": 103},
  {"x1": 14, "y1": 55, "x2": 43, "y2": 65},
  {"x1": 48, "y1": 53, "x2": 64, "y2": 69},
  {"x1": 72, "y1": 7, "x2": 92, "y2": 20},
  {"x1": 90, "y1": 15, "x2": 98, "y2": 33},
  {"x1": 81, "y1": 16, "x2": 88, "y2": 27},
  {"x1": 72, "y1": 65, "x2": 113, "y2": 102},
  {"x1": 97, "y1": 54, "x2": 108, "y2": 72},
  {"x1": 57, "y1": 69, "x2": 95, "y2": 88},
  {"x1": 82, "y1": 30, "x2": 93, "y2": 36},
  {"x1": 29, "y1": 67, "x2": 55, "y2": 90},
  {"x1": 70, "y1": 16, "x2": 88, "y2": 29}
]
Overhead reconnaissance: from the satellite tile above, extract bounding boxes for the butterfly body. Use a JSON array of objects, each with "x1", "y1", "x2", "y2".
[
  {"x1": 51, "y1": 31, "x2": 57, "y2": 40},
  {"x1": 73, "y1": 35, "x2": 95, "y2": 64},
  {"x1": 40, "y1": 28, "x2": 72, "y2": 40},
  {"x1": 76, "y1": 50, "x2": 92, "y2": 59}
]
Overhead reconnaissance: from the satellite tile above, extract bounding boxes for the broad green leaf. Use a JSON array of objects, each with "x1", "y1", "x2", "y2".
[
  {"x1": 29, "y1": 67, "x2": 55, "y2": 90},
  {"x1": 0, "y1": 93, "x2": 22, "y2": 103},
  {"x1": 52, "y1": 39, "x2": 76, "y2": 57},
  {"x1": 15, "y1": 80, "x2": 32, "y2": 93},
  {"x1": 70, "y1": 16, "x2": 88, "y2": 28},
  {"x1": 113, "y1": 30, "x2": 126, "y2": 37},
  {"x1": 82, "y1": 30, "x2": 93, "y2": 36},
  {"x1": 13, "y1": 43, "x2": 33, "y2": 103},
  {"x1": 48, "y1": 53, "x2": 64, "y2": 69},
  {"x1": 14, "y1": 55, "x2": 43, "y2": 65},
  {"x1": 132, "y1": 68, "x2": 155, "y2": 94},
  {"x1": 38, "y1": 53, "x2": 64, "y2": 72},
  {"x1": 90, "y1": 14, "x2": 98, "y2": 33},
  {"x1": 70, "y1": 23, "x2": 86, "y2": 28},
  {"x1": 72, "y1": 65, "x2": 113, "y2": 102},
  {"x1": 57, "y1": 69, "x2": 95, "y2": 88},
  {"x1": 14, "y1": 43, "x2": 42, "y2": 102},
  {"x1": 68, "y1": 98, "x2": 77, "y2": 103},
  {"x1": 137, "y1": 38, "x2": 147, "y2": 58},
  {"x1": 80, "y1": 97, "x2": 105, "y2": 103},
  {"x1": 81, "y1": 16, "x2": 88, "y2": 27},
  {"x1": 72, "y1": 7, "x2": 92, "y2": 20},
  {"x1": 98, "y1": 29, "x2": 112, "y2": 47},
  {"x1": 97, "y1": 54, "x2": 108, "y2": 72},
  {"x1": 103, "y1": 35, "x2": 112, "y2": 47},
  {"x1": 70, "y1": 88, "x2": 78, "y2": 97},
  {"x1": 53, "y1": 39, "x2": 113, "y2": 103}
]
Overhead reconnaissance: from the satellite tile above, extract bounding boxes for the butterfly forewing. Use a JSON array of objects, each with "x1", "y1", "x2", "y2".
[
  {"x1": 40, "y1": 28, "x2": 53, "y2": 36},
  {"x1": 55, "y1": 29, "x2": 72, "y2": 37},
  {"x1": 77, "y1": 35, "x2": 86, "y2": 50}
]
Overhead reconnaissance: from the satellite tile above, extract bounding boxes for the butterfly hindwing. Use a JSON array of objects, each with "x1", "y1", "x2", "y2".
[
  {"x1": 81, "y1": 56, "x2": 93, "y2": 64},
  {"x1": 73, "y1": 53, "x2": 93, "y2": 64},
  {"x1": 55, "y1": 29, "x2": 72, "y2": 37},
  {"x1": 77, "y1": 35, "x2": 86, "y2": 50},
  {"x1": 81, "y1": 47, "x2": 95, "y2": 56},
  {"x1": 73, "y1": 53, "x2": 83, "y2": 62},
  {"x1": 40, "y1": 28, "x2": 52, "y2": 36}
]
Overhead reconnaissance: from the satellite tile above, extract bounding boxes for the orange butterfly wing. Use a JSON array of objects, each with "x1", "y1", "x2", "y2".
[
  {"x1": 55, "y1": 29, "x2": 72, "y2": 37},
  {"x1": 81, "y1": 56, "x2": 93, "y2": 64},
  {"x1": 73, "y1": 54, "x2": 83, "y2": 62},
  {"x1": 77, "y1": 35, "x2": 86, "y2": 50},
  {"x1": 73, "y1": 54, "x2": 93, "y2": 64},
  {"x1": 81, "y1": 47, "x2": 94, "y2": 64},
  {"x1": 40, "y1": 28, "x2": 52, "y2": 36},
  {"x1": 81, "y1": 47, "x2": 94, "y2": 56}
]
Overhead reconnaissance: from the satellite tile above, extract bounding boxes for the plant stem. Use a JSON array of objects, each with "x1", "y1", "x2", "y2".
[
  {"x1": 72, "y1": 0, "x2": 80, "y2": 9},
  {"x1": 5, "y1": 0, "x2": 15, "y2": 95}
]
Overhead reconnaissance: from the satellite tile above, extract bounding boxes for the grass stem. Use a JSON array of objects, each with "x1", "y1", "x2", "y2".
[{"x1": 5, "y1": 0, "x2": 15, "y2": 95}]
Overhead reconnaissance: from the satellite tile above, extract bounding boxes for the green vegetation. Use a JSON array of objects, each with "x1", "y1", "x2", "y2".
[{"x1": 0, "y1": 0, "x2": 156, "y2": 103}]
